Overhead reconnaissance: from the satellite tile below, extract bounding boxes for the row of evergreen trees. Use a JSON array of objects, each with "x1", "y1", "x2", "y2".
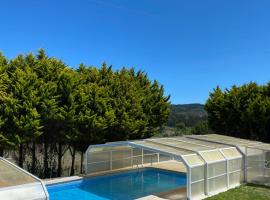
[
  {"x1": 205, "y1": 82, "x2": 270, "y2": 143},
  {"x1": 0, "y1": 49, "x2": 170, "y2": 177}
]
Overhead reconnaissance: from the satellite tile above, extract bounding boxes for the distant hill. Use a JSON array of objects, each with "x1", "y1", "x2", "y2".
[{"x1": 167, "y1": 104, "x2": 207, "y2": 127}]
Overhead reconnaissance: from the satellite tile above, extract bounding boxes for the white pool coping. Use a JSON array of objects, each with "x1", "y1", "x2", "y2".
[
  {"x1": 44, "y1": 176, "x2": 82, "y2": 185},
  {"x1": 136, "y1": 195, "x2": 167, "y2": 200}
]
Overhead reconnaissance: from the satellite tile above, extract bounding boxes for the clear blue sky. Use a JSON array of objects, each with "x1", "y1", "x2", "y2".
[{"x1": 1, "y1": 0, "x2": 270, "y2": 104}]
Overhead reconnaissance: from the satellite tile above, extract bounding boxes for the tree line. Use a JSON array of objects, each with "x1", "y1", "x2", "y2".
[
  {"x1": 0, "y1": 49, "x2": 170, "y2": 178},
  {"x1": 205, "y1": 82, "x2": 270, "y2": 143}
]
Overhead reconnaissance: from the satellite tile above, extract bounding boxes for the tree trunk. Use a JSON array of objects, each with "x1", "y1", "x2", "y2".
[
  {"x1": 0, "y1": 146, "x2": 4, "y2": 157},
  {"x1": 80, "y1": 151, "x2": 84, "y2": 174},
  {"x1": 44, "y1": 142, "x2": 49, "y2": 178},
  {"x1": 57, "y1": 143, "x2": 63, "y2": 177},
  {"x1": 18, "y1": 143, "x2": 24, "y2": 168},
  {"x1": 69, "y1": 146, "x2": 76, "y2": 176},
  {"x1": 31, "y1": 142, "x2": 36, "y2": 174}
]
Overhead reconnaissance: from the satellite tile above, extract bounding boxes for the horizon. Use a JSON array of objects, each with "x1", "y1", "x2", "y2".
[{"x1": 1, "y1": 0, "x2": 270, "y2": 104}]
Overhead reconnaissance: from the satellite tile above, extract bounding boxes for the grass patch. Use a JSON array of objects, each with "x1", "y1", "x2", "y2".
[{"x1": 205, "y1": 184, "x2": 270, "y2": 200}]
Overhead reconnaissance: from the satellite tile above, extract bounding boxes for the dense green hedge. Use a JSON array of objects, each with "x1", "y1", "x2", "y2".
[
  {"x1": 0, "y1": 49, "x2": 170, "y2": 177},
  {"x1": 205, "y1": 82, "x2": 270, "y2": 142}
]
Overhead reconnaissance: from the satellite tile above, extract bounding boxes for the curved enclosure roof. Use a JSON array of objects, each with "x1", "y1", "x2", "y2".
[
  {"x1": 87, "y1": 135, "x2": 245, "y2": 168},
  {"x1": 85, "y1": 133, "x2": 270, "y2": 171},
  {"x1": 87, "y1": 134, "x2": 270, "y2": 171},
  {"x1": 0, "y1": 157, "x2": 48, "y2": 200},
  {"x1": 132, "y1": 140, "x2": 194, "y2": 156},
  {"x1": 187, "y1": 134, "x2": 270, "y2": 152}
]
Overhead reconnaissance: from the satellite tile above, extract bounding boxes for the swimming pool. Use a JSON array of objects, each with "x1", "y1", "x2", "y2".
[{"x1": 47, "y1": 168, "x2": 186, "y2": 200}]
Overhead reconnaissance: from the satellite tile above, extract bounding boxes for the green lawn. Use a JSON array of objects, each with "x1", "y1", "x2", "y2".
[{"x1": 205, "y1": 184, "x2": 270, "y2": 200}]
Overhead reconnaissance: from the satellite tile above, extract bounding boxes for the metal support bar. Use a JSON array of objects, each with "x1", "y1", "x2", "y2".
[
  {"x1": 84, "y1": 150, "x2": 88, "y2": 174},
  {"x1": 219, "y1": 150, "x2": 229, "y2": 188},
  {"x1": 226, "y1": 159, "x2": 229, "y2": 188},
  {"x1": 131, "y1": 148, "x2": 133, "y2": 168},
  {"x1": 263, "y1": 150, "x2": 266, "y2": 177},
  {"x1": 187, "y1": 167, "x2": 192, "y2": 199},
  {"x1": 244, "y1": 147, "x2": 247, "y2": 182},
  {"x1": 110, "y1": 151, "x2": 112, "y2": 170},
  {"x1": 142, "y1": 148, "x2": 144, "y2": 167},
  {"x1": 205, "y1": 163, "x2": 209, "y2": 195}
]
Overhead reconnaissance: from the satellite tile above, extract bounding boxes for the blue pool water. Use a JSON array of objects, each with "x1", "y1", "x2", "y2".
[{"x1": 47, "y1": 168, "x2": 186, "y2": 200}]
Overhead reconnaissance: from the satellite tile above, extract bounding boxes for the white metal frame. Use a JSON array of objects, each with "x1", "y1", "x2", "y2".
[
  {"x1": 187, "y1": 135, "x2": 249, "y2": 182},
  {"x1": 181, "y1": 154, "x2": 206, "y2": 200}
]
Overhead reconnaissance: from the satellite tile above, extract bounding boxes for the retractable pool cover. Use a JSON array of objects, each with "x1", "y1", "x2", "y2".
[
  {"x1": 0, "y1": 157, "x2": 49, "y2": 200},
  {"x1": 85, "y1": 134, "x2": 270, "y2": 199}
]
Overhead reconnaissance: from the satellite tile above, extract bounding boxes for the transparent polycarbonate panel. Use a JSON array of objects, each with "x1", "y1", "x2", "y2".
[
  {"x1": 132, "y1": 156, "x2": 143, "y2": 166},
  {"x1": 251, "y1": 144, "x2": 270, "y2": 151},
  {"x1": 112, "y1": 158, "x2": 132, "y2": 170},
  {"x1": 200, "y1": 150, "x2": 225, "y2": 162},
  {"x1": 264, "y1": 168, "x2": 270, "y2": 177},
  {"x1": 228, "y1": 158, "x2": 242, "y2": 172},
  {"x1": 247, "y1": 148, "x2": 264, "y2": 157},
  {"x1": 143, "y1": 154, "x2": 158, "y2": 164},
  {"x1": 112, "y1": 149, "x2": 131, "y2": 160},
  {"x1": 87, "y1": 151, "x2": 110, "y2": 163},
  {"x1": 191, "y1": 166, "x2": 205, "y2": 182},
  {"x1": 133, "y1": 140, "x2": 192, "y2": 155},
  {"x1": 0, "y1": 159, "x2": 37, "y2": 187},
  {"x1": 208, "y1": 175, "x2": 227, "y2": 193},
  {"x1": 183, "y1": 154, "x2": 204, "y2": 166},
  {"x1": 208, "y1": 161, "x2": 226, "y2": 178},
  {"x1": 187, "y1": 135, "x2": 261, "y2": 152},
  {"x1": 87, "y1": 161, "x2": 110, "y2": 173},
  {"x1": 247, "y1": 166, "x2": 264, "y2": 182},
  {"x1": 174, "y1": 137, "x2": 230, "y2": 148},
  {"x1": 159, "y1": 154, "x2": 172, "y2": 162},
  {"x1": 265, "y1": 151, "x2": 270, "y2": 163},
  {"x1": 191, "y1": 181, "x2": 205, "y2": 198},
  {"x1": 206, "y1": 134, "x2": 261, "y2": 146},
  {"x1": 240, "y1": 170, "x2": 245, "y2": 182},
  {"x1": 132, "y1": 148, "x2": 142, "y2": 156},
  {"x1": 148, "y1": 138, "x2": 213, "y2": 151},
  {"x1": 188, "y1": 135, "x2": 229, "y2": 143},
  {"x1": 238, "y1": 146, "x2": 246, "y2": 153},
  {"x1": 222, "y1": 148, "x2": 241, "y2": 159},
  {"x1": 89, "y1": 145, "x2": 131, "y2": 152},
  {"x1": 143, "y1": 149, "x2": 156, "y2": 155},
  {"x1": 229, "y1": 171, "x2": 241, "y2": 186},
  {"x1": 246, "y1": 148, "x2": 264, "y2": 168},
  {"x1": 247, "y1": 157, "x2": 265, "y2": 168}
]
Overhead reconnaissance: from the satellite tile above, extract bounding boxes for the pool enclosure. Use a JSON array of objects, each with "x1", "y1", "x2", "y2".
[
  {"x1": 0, "y1": 157, "x2": 49, "y2": 200},
  {"x1": 85, "y1": 135, "x2": 246, "y2": 200},
  {"x1": 188, "y1": 134, "x2": 270, "y2": 187}
]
